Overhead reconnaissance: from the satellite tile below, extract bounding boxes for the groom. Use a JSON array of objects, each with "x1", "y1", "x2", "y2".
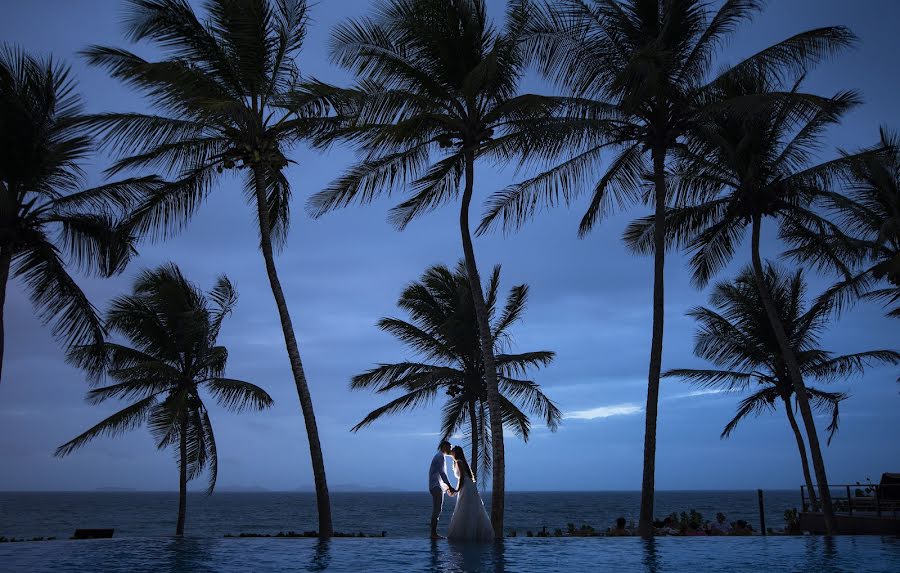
[{"x1": 429, "y1": 440, "x2": 456, "y2": 539}]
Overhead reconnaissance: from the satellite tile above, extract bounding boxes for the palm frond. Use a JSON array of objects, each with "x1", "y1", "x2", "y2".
[
  {"x1": 350, "y1": 385, "x2": 439, "y2": 432},
  {"x1": 662, "y1": 368, "x2": 754, "y2": 391},
  {"x1": 497, "y1": 393, "x2": 531, "y2": 441},
  {"x1": 721, "y1": 386, "x2": 779, "y2": 439},
  {"x1": 499, "y1": 376, "x2": 561, "y2": 432},
  {"x1": 306, "y1": 142, "x2": 433, "y2": 218},
  {"x1": 121, "y1": 167, "x2": 213, "y2": 241},
  {"x1": 205, "y1": 378, "x2": 274, "y2": 412},
  {"x1": 804, "y1": 350, "x2": 900, "y2": 382},
  {"x1": 579, "y1": 142, "x2": 648, "y2": 237},
  {"x1": 712, "y1": 26, "x2": 857, "y2": 87},
  {"x1": 477, "y1": 143, "x2": 605, "y2": 235},
  {"x1": 54, "y1": 394, "x2": 158, "y2": 457},
  {"x1": 208, "y1": 275, "x2": 237, "y2": 339},
  {"x1": 805, "y1": 386, "x2": 846, "y2": 445},
  {"x1": 48, "y1": 212, "x2": 137, "y2": 277},
  {"x1": 200, "y1": 407, "x2": 218, "y2": 494},
  {"x1": 13, "y1": 241, "x2": 105, "y2": 352},
  {"x1": 387, "y1": 152, "x2": 463, "y2": 230},
  {"x1": 492, "y1": 283, "x2": 528, "y2": 345}
]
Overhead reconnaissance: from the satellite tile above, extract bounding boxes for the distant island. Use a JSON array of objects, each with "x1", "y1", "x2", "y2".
[
  {"x1": 78, "y1": 484, "x2": 413, "y2": 493},
  {"x1": 216, "y1": 485, "x2": 271, "y2": 493},
  {"x1": 294, "y1": 483, "x2": 408, "y2": 493}
]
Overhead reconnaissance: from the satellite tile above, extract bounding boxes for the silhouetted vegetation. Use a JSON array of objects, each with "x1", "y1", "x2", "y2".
[
  {"x1": 2, "y1": 0, "x2": 898, "y2": 541},
  {"x1": 665, "y1": 264, "x2": 899, "y2": 509},
  {"x1": 79, "y1": 0, "x2": 338, "y2": 537},
  {"x1": 625, "y1": 62, "x2": 888, "y2": 529},
  {"x1": 55, "y1": 263, "x2": 273, "y2": 535},
  {"x1": 478, "y1": 0, "x2": 859, "y2": 536},
  {"x1": 225, "y1": 530, "x2": 387, "y2": 538},
  {"x1": 308, "y1": 0, "x2": 584, "y2": 536},
  {"x1": 0, "y1": 46, "x2": 156, "y2": 386},
  {"x1": 792, "y1": 129, "x2": 900, "y2": 320},
  {"x1": 350, "y1": 262, "x2": 560, "y2": 483}
]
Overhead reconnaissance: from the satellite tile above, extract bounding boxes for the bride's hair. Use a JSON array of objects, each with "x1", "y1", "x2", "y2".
[{"x1": 451, "y1": 446, "x2": 474, "y2": 482}]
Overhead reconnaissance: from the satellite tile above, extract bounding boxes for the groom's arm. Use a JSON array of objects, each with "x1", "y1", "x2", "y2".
[{"x1": 439, "y1": 462, "x2": 454, "y2": 492}]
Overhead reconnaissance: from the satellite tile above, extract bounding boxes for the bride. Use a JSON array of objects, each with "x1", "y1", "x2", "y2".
[{"x1": 446, "y1": 446, "x2": 494, "y2": 542}]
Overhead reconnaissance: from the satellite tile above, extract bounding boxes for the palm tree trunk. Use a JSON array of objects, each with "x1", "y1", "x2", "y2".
[
  {"x1": 751, "y1": 215, "x2": 834, "y2": 533},
  {"x1": 0, "y1": 248, "x2": 10, "y2": 385},
  {"x1": 638, "y1": 147, "x2": 667, "y2": 537},
  {"x1": 469, "y1": 400, "x2": 478, "y2": 483},
  {"x1": 176, "y1": 415, "x2": 187, "y2": 536},
  {"x1": 782, "y1": 394, "x2": 819, "y2": 510},
  {"x1": 252, "y1": 166, "x2": 332, "y2": 538},
  {"x1": 479, "y1": 400, "x2": 488, "y2": 484},
  {"x1": 460, "y1": 149, "x2": 504, "y2": 538}
]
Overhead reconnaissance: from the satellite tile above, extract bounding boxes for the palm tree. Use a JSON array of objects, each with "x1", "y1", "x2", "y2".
[
  {"x1": 478, "y1": 0, "x2": 854, "y2": 535},
  {"x1": 80, "y1": 0, "x2": 335, "y2": 536},
  {"x1": 350, "y1": 262, "x2": 560, "y2": 482},
  {"x1": 0, "y1": 46, "x2": 153, "y2": 386},
  {"x1": 624, "y1": 70, "x2": 882, "y2": 532},
  {"x1": 55, "y1": 263, "x2": 273, "y2": 536},
  {"x1": 664, "y1": 264, "x2": 899, "y2": 510},
  {"x1": 306, "y1": 0, "x2": 577, "y2": 535},
  {"x1": 787, "y1": 129, "x2": 900, "y2": 319}
]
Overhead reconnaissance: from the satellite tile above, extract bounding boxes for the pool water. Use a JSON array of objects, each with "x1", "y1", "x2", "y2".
[{"x1": 1, "y1": 536, "x2": 898, "y2": 572}]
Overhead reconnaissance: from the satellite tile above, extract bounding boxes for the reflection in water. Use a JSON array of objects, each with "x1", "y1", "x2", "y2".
[
  {"x1": 822, "y1": 535, "x2": 838, "y2": 560},
  {"x1": 640, "y1": 537, "x2": 660, "y2": 573},
  {"x1": 2, "y1": 535, "x2": 898, "y2": 573},
  {"x1": 430, "y1": 539, "x2": 441, "y2": 571},
  {"x1": 447, "y1": 540, "x2": 492, "y2": 572},
  {"x1": 166, "y1": 537, "x2": 216, "y2": 573},
  {"x1": 491, "y1": 539, "x2": 507, "y2": 573},
  {"x1": 806, "y1": 535, "x2": 842, "y2": 573},
  {"x1": 429, "y1": 539, "x2": 500, "y2": 572},
  {"x1": 307, "y1": 539, "x2": 331, "y2": 572}
]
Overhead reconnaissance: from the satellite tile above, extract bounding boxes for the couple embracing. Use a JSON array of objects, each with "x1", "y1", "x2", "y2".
[{"x1": 428, "y1": 440, "x2": 494, "y2": 542}]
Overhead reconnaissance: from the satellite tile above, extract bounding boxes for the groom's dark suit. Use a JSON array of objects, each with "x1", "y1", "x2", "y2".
[{"x1": 428, "y1": 452, "x2": 453, "y2": 535}]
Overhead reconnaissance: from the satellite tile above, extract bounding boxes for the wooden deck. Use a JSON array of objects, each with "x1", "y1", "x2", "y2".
[
  {"x1": 799, "y1": 480, "x2": 900, "y2": 534},
  {"x1": 799, "y1": 511, "x2": 900, "y2": 535}
]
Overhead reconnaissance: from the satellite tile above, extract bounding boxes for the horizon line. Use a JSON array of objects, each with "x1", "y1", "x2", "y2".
[{"x1": 0, "y1": 487, "x2": 806, "y2": 493}]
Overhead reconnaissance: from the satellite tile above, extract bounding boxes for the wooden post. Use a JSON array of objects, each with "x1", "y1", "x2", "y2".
[
  {"x1": 800, "y1": 486, "x2": 807, "y2": 513},
  {"x1": 846, "y1": 485, "x2": 853, "y2": 516},
  {"x1": 757, "y1": 489, "x2": 766, "y2": 536},
  {"x1": 875, "y1": 485, "x2": 881, "y2": 517}
]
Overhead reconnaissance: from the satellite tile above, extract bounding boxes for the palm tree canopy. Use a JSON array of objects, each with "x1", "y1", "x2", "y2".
[
  {"x1": 350, "y1": 261, "x2": 560, "y2": 471},
  {"x1": 306, "y1": 0, "x2": 592, "y2": 229},
  {"x1": 0, "y1": 45, "x2": 155, "y2": 353},
  {"x1": 664, "y1": 263, "x2": 899, "y2": 441},
  {"x1": 623, "y1": 68, "x2": 884, "y2": 287},
  {"x1": 478, "y1": 0, "x2": 856, "y2": 237},
  {"x1": 786, "y1": 129, "x2": 900, "y2": 318},
  {"x1": 80, "y1": 0, "x2": 334, "y2": 247},
  {"x1": 56, "y1": 263, "x2": 273, "y2": 494}
]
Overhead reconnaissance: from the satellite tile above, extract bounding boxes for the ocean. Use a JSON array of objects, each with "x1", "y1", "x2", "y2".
[
  {"x1": 5, "y1": 536, "x2": 900, "y2": 573},
  {"x1": 0, "y1": 491, "x2": 801, "y2": 539}
]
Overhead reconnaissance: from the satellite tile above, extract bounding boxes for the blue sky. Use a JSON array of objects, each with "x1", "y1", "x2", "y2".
[{"x1": 1, "y1": 0, "x2": 897, "y2": 492}]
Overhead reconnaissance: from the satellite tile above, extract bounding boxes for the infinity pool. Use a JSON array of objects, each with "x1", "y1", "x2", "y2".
[{"x1": 1, "y1": 536, "x2": 898, "y2": 572}]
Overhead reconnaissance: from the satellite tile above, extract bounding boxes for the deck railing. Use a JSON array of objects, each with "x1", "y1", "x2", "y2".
[{"x1": 800, "y1": 484, "x2": 900, "y2": 517}]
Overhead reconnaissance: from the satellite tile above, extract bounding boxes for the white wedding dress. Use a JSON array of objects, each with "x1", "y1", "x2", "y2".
[{"x1": 446, "y1": 463, "x2": 494, "y2": 542}]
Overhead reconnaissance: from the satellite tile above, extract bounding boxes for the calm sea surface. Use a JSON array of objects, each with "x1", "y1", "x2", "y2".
[
  {"x1": 1, "y1": 536, "x2": 899, "y2": 572},
  {"x1": 3, "y1": 492, "x2": 899, "y2": 573},
  {"x1": 1, "y1": 491, "x2": 803, "y2": 539}
]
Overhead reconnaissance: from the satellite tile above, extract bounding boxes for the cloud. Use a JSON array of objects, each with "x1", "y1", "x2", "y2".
[
  {"x1": 563, "y1": 403, "x2": 643, "y2": 420},
  {"x1": 669, "y1": 389, "x2": 727, "y2": 400}
]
